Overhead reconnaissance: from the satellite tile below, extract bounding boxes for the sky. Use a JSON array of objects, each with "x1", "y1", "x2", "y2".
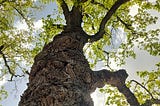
[{"x1": 0, "y1": 1, "x2": 160, "y2": 106}]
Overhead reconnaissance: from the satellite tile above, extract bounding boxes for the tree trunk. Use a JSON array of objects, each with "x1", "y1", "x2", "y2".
[
  {"x1": 19, "y1": 1, "x2": 141, "y2": 106},
  {"x1": 19, "y1": 28, "x2": 99, "y2": 106}
]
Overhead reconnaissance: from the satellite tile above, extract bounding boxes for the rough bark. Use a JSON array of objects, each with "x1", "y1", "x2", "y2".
[
  {"x1": 19, "y1": 29, "x2": 95, "y2": 106},
  {"x1": 19, "y1": 0, "x2": 143, "y2": 106},
  {"x1": 19, "y1": 28, "x2": 139, "y2": 106}
]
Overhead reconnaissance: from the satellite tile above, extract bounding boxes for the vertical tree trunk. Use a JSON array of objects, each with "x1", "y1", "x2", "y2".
[
  {"x1": 19, "y1": 1, "x2": 141, "y2": 106},
  {"x1": 19, "y1": 29, "x2": 97, "y2": 106}
]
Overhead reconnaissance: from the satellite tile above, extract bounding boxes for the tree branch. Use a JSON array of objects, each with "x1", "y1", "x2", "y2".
[
  {"x1": 0, "y1": 45, "x2": 24, "y2": 81},
  {"x1": 58, "y1": 0, "x2": 69, "y2": 21},
  {"x1": 89, "y1": 0, "x2": 130, "y2": 42},
  {"x1": 92, "y1": 69, "x2": 160, "y2": 106},
  {"x1": 13, "y1": 6, "x2": 33, "y2": 28},
  {"x1": 130, "y1": 80, "x2": 160, "y2": 106},
  {"x1": 131, "y1": 80, "x2": 155, "y2": 99},
  {"x1": 117, "y1": 84, "x2": 140, "y2": 106},
  {"x1": 102, "y1": 50, "x2": 113, "y2": 71},
  {"x1": 97, "y1": 47, "x2": 113, "y2": 71},
  {"x1": 116, "y1": 16, "x2": 132, "y2": 30},
  {"x1": 92, "y1": 69, "x2": 140, "y2": 106}
]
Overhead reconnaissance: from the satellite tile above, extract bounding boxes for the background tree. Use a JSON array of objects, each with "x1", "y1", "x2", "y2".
[{"x1": 0, "y1": 0, "x2": 160, "y2": 106}]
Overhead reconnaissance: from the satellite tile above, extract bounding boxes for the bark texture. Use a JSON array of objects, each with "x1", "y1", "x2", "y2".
[
  {"x1": 19, "y1": 0, "x2": 143, "y2": 106},
  {"x1": 19, "y1": 29, "x2": 138, "y2": 106},
  {"x1": 19, "y1": 29, "x2": 96, "y2": 106}
]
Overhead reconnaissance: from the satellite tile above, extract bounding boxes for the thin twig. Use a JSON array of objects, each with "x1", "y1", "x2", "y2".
[
  {"x1": 131, "y1": 80, "x2": 155, "y2": 99},
  {"x1": 97, "y1": 47, "x2": 113, "y2": 71},
  {"x1": 13, "y1": 6, "x2": 32, "y2": 28},
  {"x1": 0, "y1": 47, "x2": 25, "y2": 81},
  {"x1": 103, "y1": 50, "x2": 113, "y2": 71}
]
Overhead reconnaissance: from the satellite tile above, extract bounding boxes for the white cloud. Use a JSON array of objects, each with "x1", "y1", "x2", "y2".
[
  {"x1": 15, "y1": 19, "x2": 43, "y2": 30},
  {"x1": 129, "y1": 5, "x2": 139, "y2": 16},
  {"x1": 91, "y1": 88, "x2": 106, "y2": 106},
  {"x1": 15, "y1": 20, "x2": 28, "y2": 30},
  {"x1": 33, "y1": 19, "x2": 43, "y2": 29}
]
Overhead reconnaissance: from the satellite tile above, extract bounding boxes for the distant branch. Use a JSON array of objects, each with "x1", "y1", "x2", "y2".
[
  {"x1": 97, "y1": 47, "x2": 113, "y2": 71},
  {"x1": 0, "y1": 45, "x2": 4, "y2": 51},
  {"x1": 116, "y1": 16, "x2": 132, "y2": 30},
  {"x1": 13, "y1": 7, "x2": 27, "y2": 21},
  {"x1": 128, "y1": 80, "x2": 160, "y2": 106},
  {"x1": 13, "y1": 6, "x2": 33, "y2": 28},
  {"x1": 102, "y1": 50, "x2": 112, "y2": 70},
  {"x1": 0, "y1": 45, "x2": 24, "y2": 81},
  {"x1": 131, "y1": 80, "x2": 155, "y2": 99},
  {"x1": 88, "y1": 0, "x2": 130, "y2": 42}
]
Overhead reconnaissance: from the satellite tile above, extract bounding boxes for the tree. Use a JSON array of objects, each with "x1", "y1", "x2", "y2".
[{"x1": 0, "y1": 0, "x2": 160, "y2": 106}]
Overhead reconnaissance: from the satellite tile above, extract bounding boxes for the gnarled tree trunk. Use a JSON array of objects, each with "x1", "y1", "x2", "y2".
[
  {"x1": 19, "y1": 0, "x2": 141, "y2": 106},
  {"x1": 19, "y1": 29, "x2": 96, "y2": 106}
]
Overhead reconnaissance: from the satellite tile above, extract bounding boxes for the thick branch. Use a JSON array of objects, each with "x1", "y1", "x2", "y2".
[
  {"x1": 68, "y1": 5, "x2": 83, "y2": 27},
  {"x1": 58, "y1": 0, "x2": 69, "y2": 21},
  {"x1": 58, "y1": 0, "x2": 83, "y2": 28},
  {"x1": 92, "y1": 69, "x2": 140, "y2": 106},
  {"x1": 89, "y1": 0, "x2": 130, "y2": 42},
  {"x1": 117, "y1": 84, "x2": 140, "y2": 106},
  {"x1": 91, "y1": 1, "x2": 132, "y2": 30}
]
